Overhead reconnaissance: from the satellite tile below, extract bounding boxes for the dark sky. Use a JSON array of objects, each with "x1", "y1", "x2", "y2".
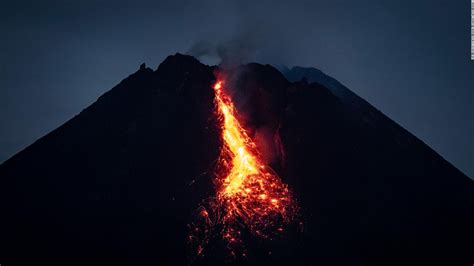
[{"x1": 1, "y1": 0, "x2": 472, "y2": 177}]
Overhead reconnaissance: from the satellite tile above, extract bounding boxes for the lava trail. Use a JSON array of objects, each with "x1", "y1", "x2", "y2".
[{"x1": 189, "y1": 78, "x2": 299, "y2": 259}]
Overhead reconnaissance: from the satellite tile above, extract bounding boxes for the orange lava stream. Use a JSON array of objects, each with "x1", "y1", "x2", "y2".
[{"x1": 212, "y1": 80, "x2": 298, "y2": 250}]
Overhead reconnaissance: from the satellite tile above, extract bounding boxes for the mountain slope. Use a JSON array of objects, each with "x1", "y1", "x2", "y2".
[
  {"x1": 280, "y1": 66, "x2": 466, "y2": 178},
  {"x1": 280, "y1": 66, "x2": 473, "y2": 264},
  {"x1": 0, "y1": 55, "x2": 220, "y2": 265}
]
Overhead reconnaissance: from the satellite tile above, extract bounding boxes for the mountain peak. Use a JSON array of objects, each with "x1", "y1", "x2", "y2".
[{"x1": 157, "y1": 53, "x2": 205, "y2": 72}]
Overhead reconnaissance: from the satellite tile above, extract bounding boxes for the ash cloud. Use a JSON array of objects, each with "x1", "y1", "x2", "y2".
[
  {"x1": 187, "y1": 40, "x2": 216, "y2": 59},
  {"x1": 187, "y1": 27, "x2": 267, "y2": 68},
  {"x1": 186, "y1": 2, "x2": 291, "y2": 69}
]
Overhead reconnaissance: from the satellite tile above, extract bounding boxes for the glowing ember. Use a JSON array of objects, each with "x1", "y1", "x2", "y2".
[{"x1": 188, "y1": 78, "x2": 298, "y2": 259}]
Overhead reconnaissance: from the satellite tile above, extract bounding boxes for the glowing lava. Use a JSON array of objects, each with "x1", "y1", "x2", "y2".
[
  {"x1": 188, "y1": 78, "x2": 298, "y2": 260},
  {"x1": 211, "y1": 79, "x2": 298, "y2": 252}
]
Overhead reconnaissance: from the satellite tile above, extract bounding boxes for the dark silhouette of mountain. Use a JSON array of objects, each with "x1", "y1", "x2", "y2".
[
  {"x1": 0, "y1": 54, "x2": 472, "y2": 266},
  {"x1": 279, "y1": 65, "x2": 442, "y2": 158}
]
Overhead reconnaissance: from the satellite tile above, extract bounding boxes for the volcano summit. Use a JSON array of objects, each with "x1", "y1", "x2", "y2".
[{"x1": 0, "y1": 54, "x2": 472, "y2": 266}]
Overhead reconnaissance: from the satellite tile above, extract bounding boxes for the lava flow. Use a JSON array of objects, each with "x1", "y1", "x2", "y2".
[{"x1": 188, "y1": 79, "x2": 299, "y2": 258}]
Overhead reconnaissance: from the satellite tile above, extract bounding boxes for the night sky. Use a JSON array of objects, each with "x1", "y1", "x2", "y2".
[{"x1": 1, "y1": 0, "x2": 472, "y2": 177}]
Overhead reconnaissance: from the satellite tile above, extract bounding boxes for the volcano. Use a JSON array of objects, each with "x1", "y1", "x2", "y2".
[{"x1": 0, "y1": 54, "x2": 472, "y2": 266}]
